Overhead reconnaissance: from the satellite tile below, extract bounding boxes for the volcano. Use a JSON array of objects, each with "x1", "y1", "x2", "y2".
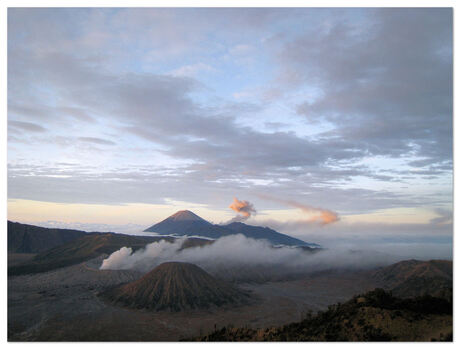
[
  {"x1": 144, "y1": 210, "x2": 220, "y2": 238},
  {"x1": 144, "y1": 210, "x2": 319, "y2": 247},
  {"x1": 101, "y1": 262, "x2": 251, "y2": 311},
  {"x1": 165, "y1": 210, "x2": 206, "y2": 222}
]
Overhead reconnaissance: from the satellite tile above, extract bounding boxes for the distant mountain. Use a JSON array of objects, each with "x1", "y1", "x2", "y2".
[
  {"x1": 144, "y1": 210, "x2": 220, "y2": 238},
  {"x1": 225, "y1": 222, "x2": 320, "y2": 247},
  {"x1": 101, "y1": 261, "x2": 251, "y2": 311},
  {"x1": 371, "y1": 259, "x2": 452, "y2": 299},
  {"x1": 164, "y1": 210, "x2": 206, "y2": 222},
  {"x1": 8, "y1": 221, "x2": 87, "y2": 253},
  {"x1": 144, "y1": 210, "x2": 318, "y2": 247}
]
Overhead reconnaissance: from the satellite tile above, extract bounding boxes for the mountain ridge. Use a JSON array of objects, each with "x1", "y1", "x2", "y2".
[
  {"x1": 8, "y1": 221, "x2": 87, "y2": 253},
  {"x1": 144, "y1": 210, "x2": 318, "y2": 247},
  {"x1": 371, "y1": 259, "x2": 452, "y2": 299}
]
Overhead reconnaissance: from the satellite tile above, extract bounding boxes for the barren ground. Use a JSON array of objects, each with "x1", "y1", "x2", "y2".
[{"x1": 8, "y1": 256, "x2": 381, "y2": 341}]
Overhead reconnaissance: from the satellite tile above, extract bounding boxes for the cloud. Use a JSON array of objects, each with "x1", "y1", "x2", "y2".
[
  {"x1": 274, "y1": 8, "x2": 452, "y2": 168},
  {"x1": 170, "y1": 63, "x2": 216, "y2": 77},
  {"x1": 6, "y1": 8, "x2": 452, "y2": 226},
  {"x1": 259, "y1": 194, "x2": 339, "y2": 225},
  {"x1": 100, "y1": 234, "x2": 400, "y2": 280},
  {"x1": 99, "y1": 234, "x2": 451, "y2": 281},
  {"x1": 229, "y1": 44, "x2": 254, "y2": 56},
  {"x1": 31, "y1": 220, "x2": 146, "y2": 234},
  {"x1": 8, "y1": 120, "x2": 46, "y2": 133},
  {"x1": 78, "y1": 137, "x2": 116, "y2": 146},
  {"x1": 430, "y1": 209, "x2": 453, "y2": 225}
]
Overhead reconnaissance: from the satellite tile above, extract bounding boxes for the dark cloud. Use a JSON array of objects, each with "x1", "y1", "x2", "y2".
[
  {"x1": 276, "y1": 9, "x2": 452, "y2": 170},
  {"x1": 8, "y1": 120, "x2": 46, "y2": 133},
  {"x1": 429, "y1": 208, "x2": 453, "y2": 225},
  {"x1": 78, "y1": 137, "x2": 116, "y2": 146}
]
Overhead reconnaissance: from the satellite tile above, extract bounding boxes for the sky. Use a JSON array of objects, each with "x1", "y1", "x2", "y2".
[{"x1": 7, "y1": 7, "x2": 453, "y2": 255}]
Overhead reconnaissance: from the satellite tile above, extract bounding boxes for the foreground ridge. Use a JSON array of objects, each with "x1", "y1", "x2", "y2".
[{"x1": 188, "y1": 288, "x2": 452, "y2": 342}]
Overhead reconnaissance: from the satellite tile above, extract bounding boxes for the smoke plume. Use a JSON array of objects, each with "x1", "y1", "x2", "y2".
[
  {"x1": 229, "y1": 197, "x2": 256, "y2": 222},
  {"x1": 258, "y1": 194, "x2": 339, "y2": 225}
]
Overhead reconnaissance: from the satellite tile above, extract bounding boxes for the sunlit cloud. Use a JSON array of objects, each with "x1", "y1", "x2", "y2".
[{"x1": 258, "y1": 194, "x2": 339, "y2": 225}]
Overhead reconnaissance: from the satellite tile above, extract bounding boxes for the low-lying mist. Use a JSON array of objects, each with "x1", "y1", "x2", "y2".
[{"x1": 100, "y1": 234, "x2": 402, "y2": 282}]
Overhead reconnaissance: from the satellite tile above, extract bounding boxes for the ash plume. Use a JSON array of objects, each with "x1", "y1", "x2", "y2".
[
  {"x1": 258, "y1": 194, "x2": 339, "y2": 225},
  {"x1": 229, "y1": 197, "x2": 256, "y2": 222}
]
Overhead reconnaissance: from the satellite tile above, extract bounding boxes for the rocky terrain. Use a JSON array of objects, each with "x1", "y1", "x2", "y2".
[{"x1": 8, "y1": 254, "x2": 453, "y2": 341}]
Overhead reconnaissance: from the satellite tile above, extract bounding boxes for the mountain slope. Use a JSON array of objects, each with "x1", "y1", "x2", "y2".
[
  {"x1": 101, "y1": 262, "x2": 252, "y2": 311},
  {"x1": 8, "y1": 233, "x2": 164, "y2": 276},
  {"x1": 225, "y1": 222, "x2": 319, "y2": 247},
  {"x1": 8, "y1": 221, "x2": 87, "y2": 253},
  {"x1": 371, "y1": 259, "x2": 452, "y2": 299},
  {"x1": 190, "y1": 288, "x2": 452, "y2": 341},
  {"x1": 144, "y1": 210, "x2": 318, "y2": 247}
]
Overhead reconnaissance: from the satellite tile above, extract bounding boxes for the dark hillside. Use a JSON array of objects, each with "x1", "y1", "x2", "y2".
[
  {"x1": 8, "y1": 221, "x2": 86, "y2": 253},
  {"x1": 190, "y1": 288, "x2": 452, "y2": 341},
  {"x1": 8, "y1": 233, "x2": 164, "y2": 276},
  {"x1": 371, "y1": 259, "x2": 452, "y2": 299}
]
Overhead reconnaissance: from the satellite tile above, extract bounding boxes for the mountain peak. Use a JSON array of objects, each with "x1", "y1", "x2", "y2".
[
  {"x1": 167, "y1": 210, "x2": 206, "y2": 222},
  {"x1": 101, "y1": 261, "x2": 251, "y2": 311}
]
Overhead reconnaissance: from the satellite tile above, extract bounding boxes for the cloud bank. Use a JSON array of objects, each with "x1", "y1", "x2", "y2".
[{"x1": 100, "y1": 234, "x2": 406, "y2": 281}]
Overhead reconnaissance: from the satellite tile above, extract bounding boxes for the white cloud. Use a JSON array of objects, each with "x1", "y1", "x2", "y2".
[{"x1": 169, "y1": 63, "x2": 216, "y2": 77}]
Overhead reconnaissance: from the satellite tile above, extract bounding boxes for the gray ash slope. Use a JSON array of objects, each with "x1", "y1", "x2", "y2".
[
  {"x1": 101, "y1": 261, "x2": 252, "y2": 311},
  {"x1": 144, "y1": 210, "x2": 318, "y2": 247}
]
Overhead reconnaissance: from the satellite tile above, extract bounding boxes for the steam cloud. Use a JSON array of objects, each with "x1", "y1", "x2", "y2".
[
  {"x1": 229, "y1": 197, "x2": 256, "y2": 222},
  {"x1": 259, "y1": 194, "x2": 339, "y2": 225},
  {"x1": 100, "y1": 234, "x2": 398, "y2": 281}
]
